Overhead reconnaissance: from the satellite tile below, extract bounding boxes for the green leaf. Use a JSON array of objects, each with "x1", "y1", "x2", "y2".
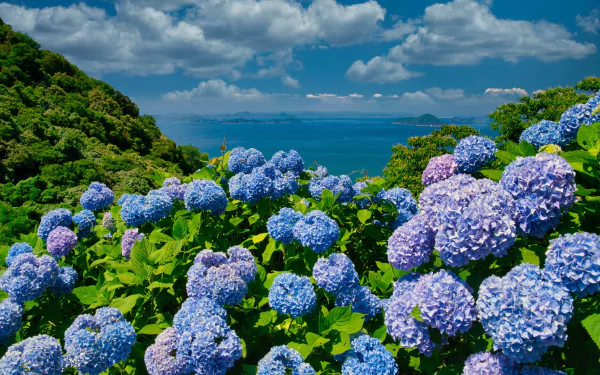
[
  {"x1": 229, "y1": 217, "x2": 244, "y2": 227},
  {"x1": 252, "y1": 233, "x2": 268, "y2": 244},
  {"x1": 306, "y1": 332, "x2": 329, "y2": 348},
  {"x1": 262, "y1": 241, "x2": 279, "y2": 264},
  {"x1": 110, "y1": 294, "x2": 143, "y2": 315},
  {"x1": 520, "y1": 248, "x2": 540, "y2": 266},
  {"x1": 173, "y1": 217, "x2": 190, "y2": 240},
  {"x1": 577, "y1": 123, "x2": 600, "y2": 150},
  {"x1": 582, "y1": 314, "x2": 600, "y2": 349},
  {"x1": 496, "y1": 150, "x2": 516, "y2": 164},
  {"x1": 480, "y1": 169, "x2": 503, "y2": 182},
  {"x1": 322, "y1": 306, "x2": 364, "y2": 335},
  {"x1": 255, "y1": 310, "x2": 276, "y2": 327},
  {"x1": 372, "y1": 325, "x2": 387, "y2": 342},
  {"x1": 410, "y1": 305, "x2": 423, "y2": 322},
  {"x1": 357, "y1": 210, "x2": 372, "y2": 224},
  {"x1": 138, "y1": 324, "x2": 164, "y2": 335},
  {"x1": 116, "y1": 272, "x2": 144, "y2": 285},
  {"x1": 287, "y1": 342, "x2": 312, "y2": 359},
  {"x1": 519, "y1": 141, "x2": 537, "y2": 156},
  {"x1": 149, "y1": 230, "x2": 174, "y2": 243},
  {"x1": 73, "y1": 285, "x2": 100, "y2": 305}
]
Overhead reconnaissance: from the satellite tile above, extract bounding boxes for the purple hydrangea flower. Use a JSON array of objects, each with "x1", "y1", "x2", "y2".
[
  {"x1": 388, "y1": 212, "x2": 434, "y2": 271},
  {"x1": 144, "y1": 327, "x2": 191, "y2": 375},
  {"x1": 270, "y1": 150, "x2": 305, "y2": 175},
  {"x1": 0, "y1": 298, "x2": 23, "y2": 344},
  {"x1": 226, "y1": 246, "x2": 257, "y2": 284},
  {"x1": 477, "y1": 264, "x2": 573, "y2": 363},
  {"x1": 46, "y1": 226, "x2": 77, "y2": 258},
  {"x1": 160, "y1": 177, "x2": 188, "y2": 201},
  {"x1": 80, "y1": 182, "x2": 114, "y2": 211},
  {"x1": 313, "y1": 253, "x2": 359, "y2": 295},
  {"x1": 257, "y1": 345, "x2": 316, "y2": 375},
  {"x1": 122, "y1": 228, "x2": 144, "y2": 260},
  {"x1": 184, "y1": 179, "x2": 228, "y2": 215},
  {"x1": 422, "y1": 154, "x2": 458, "y2": 187},
  {"x1": 0, "y1": 335, "x2": 63, "y2": 374},
  {"x1": 418, "y1": 174, "x2": 477, "y2": 214},
  {"x1": 462, "y1": 351, "x2": 518, "y2": 375},
  {"x1": 269, "y1": 273, "x2": 316, "y2": 318},
  {"x1": 186, "y1": 263, "x2": 248, "y2": 306},
  {"x1": 267, "y1": 208, "x2": 304, "y2": 244},
  {"x1": 341, "y1": 335, "x2": 398, "y2": 375},
  {"x1": 545, "y1": 232, "x2": 600, "y2": 297},
  {"x1": 292, "y1": 210, "x2": 340, "y2": 254},
  {"x1": 454, "y1": 136, "x2": 498, "y2": 174},
  {"x1": 5, "y1": 242, "x2": 33, "y2": 267},
  {"x1": 37, "y1": 208, "x2": 72, "y2": 241},
  {"x1": 72, "y1": 210, "x2": 97, "y2": 238},
  {"x1": 0, "y1": 253, "x2": 59, "y2": 303},
  {"x1": 309, "y1": 175, "x2": 354, "y2": 203},
  {"x1": 519, "y1": 120, "x2": 567, "y2": 149},
  {"x1": 228, "y1": 147, "x2": 267, "y2": 174}
]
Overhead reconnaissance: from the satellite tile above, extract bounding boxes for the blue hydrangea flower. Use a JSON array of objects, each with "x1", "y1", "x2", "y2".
[
  {"x1": 51, "y1": 266, "x2": 78, "y2": 295},
  {"x1": 194, "y1": 249, "x2": 228, "y2": 267},
  {"x1": 0, "y1": 298, "x2": 22, "y2": 344},
  {"x1": 229, "y1": 170, "x2": 272, "y2": 203},
  {"x1": 0, "y1": 253, "x2": 59, "y2": 303},
  {"x1": 257, "y1": 345, "x2": 316, "y2": 375},
  {"x1": 309, "y1": 175, "x2": 354, "y2": 203},
  {"x1": 186, "y1": 263, "x2": 248, "y2": 306},
  {"x1": 5, "y1": 243, "x2": 33, "y2": 267},
  {"x1": 422, "y1": 154, "x2": 458, "y2": 187},
  {"x1": 292, "y1": 210, "x2": 340, "y2": 254},
  {"x1": 352, "y1": 181, "x2": 373, "y2": 208},
  {"x1": 377, "y1": 187, "x2": 419, "y2": 229},
  {"x1": 416, "y1": 269, "x2": 476, "y2": 336},
  {"x1": 184, "y1": 179, "x2": 228, "y2": 215},
  {"x1": 559, "y1": 103, "x2": 592, "y2": 142},
  {"x1": 0, "y1": 335, "x2": 63, "y2": 374},
  {"x1": 269, "y1": 273, "x2": 316, "y2": 318},
  {"x1": 519, "y1": 120, "x2": 567, "y2": 149},
  {"x1": 336, "y1": 285, "x2": 383, "y2": 320},
  {"x1": 388, "y1": 212, "x2": 434, "y2": 271},
  {"x1": 341, "y1": 335, "x2": 398, "y2": 375},
  {"x1": 454, "y1": 136, "x2": 498, "y2": 174},
  {"x1": 313, "y1": 253, "x2": 359, "y2": 295},
  {"x1": 519, "y1": 366, "x2": 567, "y2": 375},
  {"x1": 102, "y1": 212, "x2": 116, "y2": 232},
  {"x1": 477, "y1": 264, "x2": 573, "y2": 363},
  {"x1": 120, "y1": 191, "x2": 173, "y2": 227},
  {"x1": 545, "y1": 232, "x2": 600, "y2": 297},
  {"x1": 64, "y1": 307, "x2": 137, "y2": 375},
  {"x1": 46, "y1": 226, "x2": 77, "y2": 258},
  {"x1": 226, "y1": 246, "x2": 257, "y2": 284},
  {"x1": 462, "y1": 351, "x2": 518, "y2": 375},
  {"x1": 434, "y1": 187, "x2": 516, "y2": 267},
  {"x1": 267, "y1": 208, "x2": 304, "y2": 244},
  {"x1": 271, "y1": 170, "x2": 299, "y2": 199},
  {"x1": 117, "y1": 193, "x2": 135, "y2": 205},
  {"x1": 144, "y1": 327, "x2": 191, "y2": 375},
  {"x1": 160, "y1": 177, "x2": 188, "y2": 201},
  {"x1": 228, "y1": 147, "x2": 267, "y2": 174},
  {"x1": 270, "y1": 150, "x2": 305, "y2": 175},
  {"x1": 305, "y1": 165, "x2": 328, "y2": 178},
  {"x1": 385, "y1": 274, "x2": 435, "y2": 356},
  {"x1": 122, "y1": 228, "x2": 144, "y2": 260},
  {"x1": 500, "y1": 153, "x2": 576, "y2": 238},
  {"x1": 80, "y1": 182, "x2": 114, "y2": 211},
  {"x1": 72, "y1": 210, "x2": 97, "y2": 238},
  {"x1": 419, "y1": 174, "x2": 477, "y2": 214},
  {"x1": 585, "y1": 92, "x2": 600, "y2": 124},
  {"x1": 37, "y1": 208, "x2": 72, "y2": 241},
  {"x1": 173, "y1": 297, "x2": 228, "y2": 333}
]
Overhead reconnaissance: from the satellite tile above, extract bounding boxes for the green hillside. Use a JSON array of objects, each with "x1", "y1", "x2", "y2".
[
  {"x1": 394, "y1": 113, "x2": 443, "y2": 125},
  {"x1": 0, "y1": 18, "x2": 206, "y2": 244}
]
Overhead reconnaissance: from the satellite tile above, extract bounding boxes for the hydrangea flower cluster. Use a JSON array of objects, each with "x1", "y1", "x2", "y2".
[
  {"x1": 377, "y1": 187, "x2": 419, "y2": 229},
  {"x1": 340, "y1": 335, "x2": 398, "y2": 375},
  {"x1": 454, "y1": 136, "x2": 498, "y2": 173},
  {"x1": 269, "y1": 273, "x2": 316, "y2": 318},
  {"x1": 519, "y1": 120, "x2": 567, "y2": 149},
  {"x1": 519, "y1": 367, "x2": 566, "y2": 375},
  {"x1": 186, "y1": 247, "x2": 256, "y2": 306},
  {"x1": 267, "y1": 208, "x2": 304, "y2": 244},
  {"x1": 184, "y1": 179, "x2": 228, "y2": 215},
  {"x1": 476, "y1": 264, "x2": 573, "y2": 363},
  {"x1": 336, "y1": 285, "x2": 383, "y2": 320},
  {"x1": 352, "y1": 180, "x2": 373, "y2": 208},
  {"x1": 463, "y1": 351, "x2": 518, "y2": 375},
  {"x1": 0, "y1": 334, "x2": 63, "y2": 374},
  {"x1": 5, "y1": 242, "x2": 33, "y2": 267},
  {"x1": 559, "y1": 103, "x2": 592, "y2": 142},
  {"x1": 122, "y1": 228, "x2": 144, "y2": 259},
  {"x1": 51, "y1": 266, "x2": 78, "y2": 295},
  {"x1": 418, "y1": 174, "x2": 476, "y2": 213},
  {"x1": 257, "y1": 345, "x2": 316, "y2": 375},
  {"x1": 159, "y1": 177, "x2": 188, "y2": 201},
  {"x1": 422, "y1": 154, "x2": 458, "y2": 187},
  {"x1": 0, "y1": 298, "x2": 23, "y2": 344},
  {"x1": 292, "y1": 210, "x2": 340, "y2": 253},
  {"x1": 72, "y1": 209, "x2": 96, "y2": 238},
  {"x1": 313, "y1": 253, "x2": 359, "y2": 295},
  {"x1": 144, "y1": 327, "x2": 189, "y2": 375},
  {"x1": 80, "y1": 182, "x2": 114, "y2": 211},
  {"x1": 102, "y1": 212, "x2": 116, "y2": 232},
  {"x1": 0, "y1": 253, "x2": 59, "y2": 303},
  {"x1": 229, "y1": 163, "x2": 299, "y2": 203},
  {"x1": 500, "y1": 153, "x2": 576, "y2": 238},
  {"x1": 434, "y1": 186, "x2": 516, "y2": 267},
  {"x1": 384, "y1": 274, "x2": 435, "y2": 356},
  {"x1": 309, "y1": 175, "x2": 354, "y2": 203},
  {"x1": 120, "y1": 190, "x2": 173, "y2": 227},
  {"x1": 387, "y1": 212, "x2": 434, "y2": 271},
  {"x1": 37, "y1": 208, "x2": 72, "y2": 241},
  {"x1": 228, "y1": 147, "x2": 267, "y2": 174},
  {"x1": 270, "y1": 150, "x2": 304, "y2": 175},
  {"x1": 64, "y1": 307, "x2": 136, "y2": 375},
  {"x1": 46, "y1": 226, "x2": 78, "y2": 258},
  {"x1": 545, "y1": 232, "x2": 600, "y2": 297}
]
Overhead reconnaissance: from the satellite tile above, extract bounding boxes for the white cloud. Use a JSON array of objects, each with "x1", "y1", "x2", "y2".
[
  {"x1": 400, "y1": 91, "x2": 434, "y2": 102},
  {"x1": 533, "y1": 89, "x2": 546, "y2": 96},
  {"x1": 349, "y1": 93, "x2": 364, "y2": 98},
  {"x1": 229, "y1": 69, "x2": 243, "y2": 81},
  {"x1": 381, "y1": 19, "x2": 416, "y2": 41},
  {"x1": 306, "y1": 93, "x2": 364, "y2": 100},
  {"x1": 0, "y1": 0, "x2": 385, "y2": 78},
  {"x1": 577, "y1": 9, "x2": 600, "y2": 35},
  {"x1": 162, "y1": 79, "x2": 263, "y2": 100},
  {"x1": 484, "y1": 88, "x2": 528, "y2": 97},
  {"x1": 281, "y1": 75, "x2": 300, "y2": 88},
  {"x1": 373, "y1": 93, "x2": 383, "y2": 98},
  {"x1": 426, "y1": 88, "x2": 465, "y2": 100},
  {"x1": 345, "y1": 56, "x2": 422, "y2": 83}
]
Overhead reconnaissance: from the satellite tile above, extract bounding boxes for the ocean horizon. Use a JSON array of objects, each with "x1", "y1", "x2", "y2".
[{"x1": 157, "y1": 118, "x2": 497, "y2": 177}]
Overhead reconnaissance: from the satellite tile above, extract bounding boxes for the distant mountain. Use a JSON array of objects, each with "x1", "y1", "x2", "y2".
[
  {"x1": 440, "y1": 115, "x2": 492, "y2": 125},
  {"x1": 394, "y1": 114, "x2": 443, "y2": 126}
]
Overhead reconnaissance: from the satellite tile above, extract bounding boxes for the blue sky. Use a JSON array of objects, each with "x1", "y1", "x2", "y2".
[{"x1": 1, "y1": 0, "x2": 598, "y2": 116}]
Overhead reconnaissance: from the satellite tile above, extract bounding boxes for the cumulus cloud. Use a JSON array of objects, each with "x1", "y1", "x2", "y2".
[
  {"x1": 577, "y1": 9, "x2": 600, "y2": 34},
  {"x1": 162, "y1": 79, "x2": 263, "y2": 100},
  {"x1": 373, "y1": 93, "x2": 383, "y2": 98},
  {"x1": 484, "y1": 88, "x2": 528, "y2": 97},
  {"x1": 381, "y1": 19, "x2": 417, "y2": 41},
  {"x1": 426, "y1": 88, "x2": 465, "y2": 100},
  {"x1": 400, "y1": 91, "x2": 434, "y2": 102},
  {"x1": 0, "y1": 0, "x2": 385, "y2": 78},
  {"x1": 281, "y1": 75, "x2": 300, "y2": 88},
  {"x1": 346, "y1": 56, "x2": 422, "y2": 83}
]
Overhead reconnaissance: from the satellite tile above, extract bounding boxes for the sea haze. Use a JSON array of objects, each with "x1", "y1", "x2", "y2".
[{"x1": 157, "y1": 118, "x2": 496, "y2": 177}]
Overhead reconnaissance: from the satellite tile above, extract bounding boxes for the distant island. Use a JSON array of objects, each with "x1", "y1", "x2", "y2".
[
  {"x1": 154, "y1": 113, "x2": 302, "y2": 124},
  {"x1": 393, "y1": 114, "x2": 443, "y2": 126}
]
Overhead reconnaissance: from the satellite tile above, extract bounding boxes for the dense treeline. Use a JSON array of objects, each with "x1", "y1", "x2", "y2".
[{"x1": 0, "y1": 19, "x2": 207, "y2": 244}]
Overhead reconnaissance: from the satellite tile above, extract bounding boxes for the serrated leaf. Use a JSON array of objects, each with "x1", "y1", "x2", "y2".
[
  {"x1": 255, "y1": 310, "x2": 276, "y2": 327},
  {"x1": 173, "y1": 217, "x2": 190, "y2": 240},
  {"x1": 287, "y1": 342, "x2": 312, "y2": 359},
  {"x1": 577, "y1": 123, "x2": 600, "y2": 150},
  {"x1": 357, "y1": 210, "x2": 371, "y2": 224},
  {"x1": 520, "y1": 248, "x2": 540, "y2": 266},
  {"x1": 262, "y1": 241, "x2": 279, "y2": 264},
  {"x1": 149, "y1": 230, "x2": 174, "y2": 243},
  {"x1": 582, "y1": 313, "x2": 600, "y2": 349},
  {"x1": 110, "y1": 294, "x2": 143, "y2": 315},
  {"x1": 73, "y1": 285, "x2": 100, "y2": 305},
  {"x1": 252, "y1": 233, "x2": 268, "y2": 244},
  {"x1": 116, "y1": 272, "x2": 144, "y2": 285},
  {"x1": 410, "y1": 305, "x2": 423, "y2": 322},
  {"x1": 138, "y1": 324, "x2": 164, "y2": 335},
  {"x1": 230, "y1": 217, "x2": 244, "y2": 227},
  {"x1": 306, "y1": 332, "x2": 330, "y2": 348},
  {"x1": 480, "y1": 169, "x2": 503, "y2": 182},
  {"x1": 372, "y1": 325, "x2": 387, "y2": 342}
]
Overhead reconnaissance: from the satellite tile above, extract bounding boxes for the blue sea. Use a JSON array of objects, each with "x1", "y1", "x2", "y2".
[{"x1": 157, "y1": 118, "x2": 496, "y2": 177}]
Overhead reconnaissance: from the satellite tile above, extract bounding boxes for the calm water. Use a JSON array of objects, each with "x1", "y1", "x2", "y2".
[{"x1": 158, "y1": 118, "x2": 496, "y2": 177}]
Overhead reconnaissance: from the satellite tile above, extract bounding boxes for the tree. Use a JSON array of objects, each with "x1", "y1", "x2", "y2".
[{"x1": 575, "y1": 76, "x2": 600, "y2": 92}]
